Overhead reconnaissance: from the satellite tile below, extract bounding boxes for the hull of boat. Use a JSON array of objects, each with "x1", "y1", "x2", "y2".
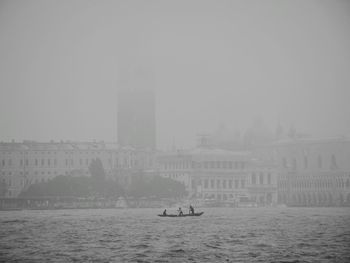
[{"x1": 158, "y1": 212, "x2": 204, "y2": 217}]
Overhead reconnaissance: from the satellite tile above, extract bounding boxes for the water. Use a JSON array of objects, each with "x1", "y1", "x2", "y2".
[{"x1": 1, "y1": 207, "x2": 350, "y2": 262}]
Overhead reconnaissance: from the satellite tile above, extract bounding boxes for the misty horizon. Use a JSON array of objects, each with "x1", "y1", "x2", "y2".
[{"x1": 1, "y1": 0, "x2": 350, "y2": 150}]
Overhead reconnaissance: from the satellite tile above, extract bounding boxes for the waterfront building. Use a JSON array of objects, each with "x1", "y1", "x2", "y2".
[
  {"x1": 254, "y1": 136, "x2": 350, "y2": 206},
  {"x1": 158, "y1": 146, "x2": 277, "y2": 206},
  {"x1": 0, "y1": 141, "x2": 156, "y2": 198}
]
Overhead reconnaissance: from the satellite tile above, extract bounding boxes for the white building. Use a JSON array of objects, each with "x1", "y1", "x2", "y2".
[
  {"x1": 0, "y1": 140, "x2": 156, "y2": 198},
  {"x1": 254, "y1": 136, "x2": 350, "y2": 206},
  {"x1": 158, "y1": 147, "x2": 277, "y2": 205}
]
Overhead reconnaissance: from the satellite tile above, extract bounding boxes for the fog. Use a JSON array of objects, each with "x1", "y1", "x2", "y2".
[{"x1": 1, "y1": 0, "x2": 350, "y2": 149}]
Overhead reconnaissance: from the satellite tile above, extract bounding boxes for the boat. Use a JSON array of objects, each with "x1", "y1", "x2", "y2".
[{"x1": 158, "y1": 212, "x2": 204, "y2": 217}]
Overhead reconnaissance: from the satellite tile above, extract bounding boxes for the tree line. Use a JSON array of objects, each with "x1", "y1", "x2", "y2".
[{"x1": 20, "y1": 159, "x2": 186, "y2": 199}]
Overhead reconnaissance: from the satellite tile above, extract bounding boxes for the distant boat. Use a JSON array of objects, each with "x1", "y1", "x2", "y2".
[{"x1": 158, "y1": 212, "x2": 204, "y2": 217}]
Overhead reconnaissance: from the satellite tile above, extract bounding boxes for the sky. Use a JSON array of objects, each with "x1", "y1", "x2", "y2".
[{"x1": 0, "y1": 0, "x2": 350, "y2": 149}]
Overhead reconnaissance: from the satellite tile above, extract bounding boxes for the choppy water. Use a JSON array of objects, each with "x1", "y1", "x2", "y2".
[{"x1": 1, "y1": 207, "x2": 350, "y2": 262}]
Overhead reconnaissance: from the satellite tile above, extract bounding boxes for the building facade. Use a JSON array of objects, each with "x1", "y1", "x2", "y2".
[
  {"x1": 0, "y1": 141, "x2": 156, "y2": 198},
  {"x1": 158, "y1": 147, "x2": 277, "y2": 206},
  {"x1": 254, "y1": 137, "x2": 350, "y2": 206}
]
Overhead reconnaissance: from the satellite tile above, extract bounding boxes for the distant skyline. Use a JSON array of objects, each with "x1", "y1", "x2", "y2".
[{"x1": 1, "y1": 0, "x2": 350, "y2": 149}]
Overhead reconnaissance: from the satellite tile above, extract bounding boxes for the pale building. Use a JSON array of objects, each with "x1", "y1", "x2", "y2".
[
  {"x1": 158, "y1": 147, "x2": 277, "y2": 205},
  {"x1": 0, "y1": 141, "x2": 156, "y2": 198},
  {"x1": 254, "y1": 136, "x2": 350, "y2": 206}
]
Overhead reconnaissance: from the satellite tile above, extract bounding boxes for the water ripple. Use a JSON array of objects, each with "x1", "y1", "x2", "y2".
[{"x1": 0, "y1": 208, "x2": 350, "y2": 262}]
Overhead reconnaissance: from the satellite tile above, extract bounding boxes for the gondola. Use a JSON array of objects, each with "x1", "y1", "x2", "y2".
[{"x1": 158, "y1": 212, "x2": 204, "y2": 217}]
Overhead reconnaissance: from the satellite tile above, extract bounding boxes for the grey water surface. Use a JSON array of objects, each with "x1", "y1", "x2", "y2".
[{"x1": 1, "y1": 208, "x2": 350, "y2": 262}]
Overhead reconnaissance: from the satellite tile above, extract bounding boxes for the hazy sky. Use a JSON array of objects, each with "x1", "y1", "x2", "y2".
[{"x1": 1, "y1": 0, "x2": 350, "y2": 149}]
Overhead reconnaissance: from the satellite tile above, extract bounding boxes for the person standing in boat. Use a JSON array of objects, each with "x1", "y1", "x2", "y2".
[
  {"x1": 163, "y1": 209, "x2": 167, "y2": 216},
  {"x1": 178, "y1": 207, "x2": 183, "y2": 216},
  {"x1": 189, "y1": 205, "x2": 194, "y2": 214}
]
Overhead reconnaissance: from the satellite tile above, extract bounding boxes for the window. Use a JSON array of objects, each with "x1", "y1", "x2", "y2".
[
  {"x1": 210, "y1": 179, "x2": 214, "y2": 188},
  {"x1": 35, "y1": 159, "x2": 38, "y2": 166},
  {"x1": 235, "y1": 179, "x2": 239, "y2": 189},
  {"x1": 241, "y1": 179, "x2": 245, "y2": 188},
  {"x1": 267, "y1": 173, "x2": 271, "y2": 184},
  {"x1": 229, "y1": 180, "x2": 232, "y2": 189},
  {"x1": 41, "y1": 159, "x2": 44, "y2": 166},
  {"x1": 47, "y1": 159, "x2": 50, "y2": 166},
  {"x1": 251, "y1": 173, "x2": 256, "y2": 185},
  {"x1": 20, "y1": 159, "x2": 23, "y2": 166},
  {"x1": 204, "y1": 179, "x2": 208, "y2": 189},
  {"x1": 216, "y1": 179, "x2": 221, "y2": 189},
  {"x1": 259, "y1": 173, "x2": 264, "y2": 184},
  {"x1": 223, "y1": 180, "x2": 226, "y2": 189}
]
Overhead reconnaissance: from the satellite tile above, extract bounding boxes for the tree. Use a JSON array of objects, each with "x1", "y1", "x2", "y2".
[
  {"x1": 19, "y1": 174, "x2": 124, "y2": 199},
  {"x1": 89, "y1": 158, "x2": 106, "y2": 181}
]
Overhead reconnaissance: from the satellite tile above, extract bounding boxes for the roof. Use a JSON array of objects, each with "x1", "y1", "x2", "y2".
[
  {"x1": 0, "y1": 141, "x2": 134, "y2": 152},
  {"x1": 159, "y1": 147, "x2": 250, "y2": 158},
  {"x1": 272, "y1": 135, "x2": 350, "y2": 146}
]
